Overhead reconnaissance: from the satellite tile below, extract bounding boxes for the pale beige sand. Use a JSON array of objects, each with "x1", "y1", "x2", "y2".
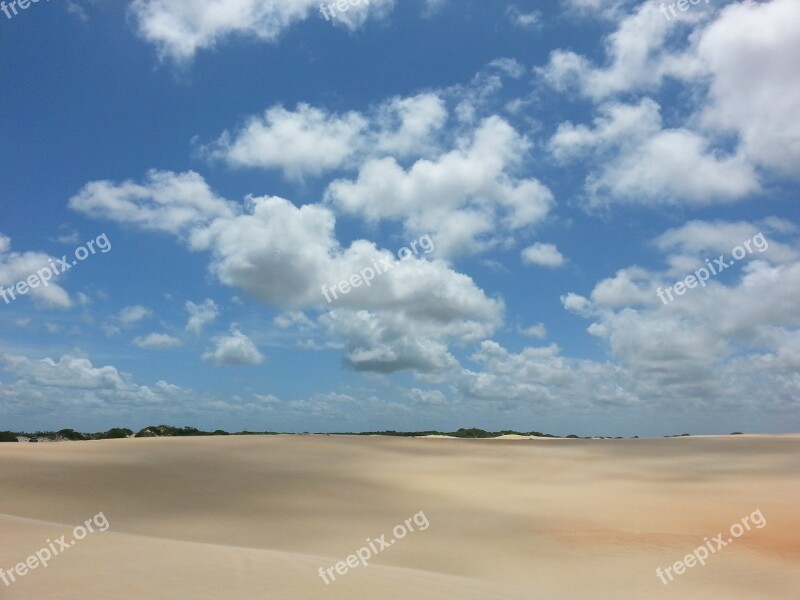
[{"x1": 0, "y1": 435, "x2": 798, "y2": 599}]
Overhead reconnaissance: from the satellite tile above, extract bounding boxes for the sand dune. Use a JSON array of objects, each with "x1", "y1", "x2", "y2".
[{"x1": 0, "y1": 435, "x2": 798, "y2": 599}]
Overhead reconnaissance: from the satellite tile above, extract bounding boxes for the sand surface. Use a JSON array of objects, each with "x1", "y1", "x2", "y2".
[{"x1": 0, "y1": 434, "x2": 798, "y2": 599}]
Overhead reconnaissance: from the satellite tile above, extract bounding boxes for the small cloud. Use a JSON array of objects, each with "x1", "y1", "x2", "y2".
[
  {"x1": 409, "y1": 388, "x2": 448, "y2": 406},
  {"x1": 13, "y1": 318, "x2": 32, "y2": 328},
  {"x1": 506, "y1": 6, "x2": 540, "y2": 30},
  {"x1": 274, "y1": 311, "x2": 315, "y2": 331},
  {"x1": 488, "y1": 57, "x2": 526, "y2": 79},
  {"x1": 521, "y1": 323, "x2": 547, "y2": 339},
  {"x1": 53, "y1": 230, "x2": 80, "y2": 244},
  {"x1": 117, "y1": 305, "x2": 153, "y2": 326},
  {"x1": 422, "y1": 0, "x2": 447, "y2": 17},
  {"x1": 65, "y1": 1, "x2": 89, "y2": 22},
  {"x1": 521, "y1": 243, "x2": 566, "y2": 268},
  {"x1": 133, "y1": 333, "x2": 183, "y2": 350},
  {"x1": 203, "y1": 328, "x2": 264, "y2": 366},
  {"x1": 102, "y1": 324, "x2": 121, "y2": 337},
  {"x1": 77, "y1": 292, "x2": 91, "y2": 306},
  {"x1": 254, "y1": 393, "x2": 281, "y2": 405},
  {"x1": 185, "y1": 299, "x2": 219, "y2": 334}
]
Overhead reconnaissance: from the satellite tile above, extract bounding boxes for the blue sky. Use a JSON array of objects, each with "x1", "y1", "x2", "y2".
[{"x1": 1, "y1": 0, "x2": 798, "y2": 436}]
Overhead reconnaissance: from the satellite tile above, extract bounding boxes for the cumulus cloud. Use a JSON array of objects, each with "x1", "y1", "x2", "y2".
[
  {"x1": 552, "y1": 219, "x2": 800, "y2": 410},
  {"x1": 326, "y1": 116, "x2": 554, "y2": 257},
  {"x1": 205, "y1": 104, "x2": 368, "y2": 180},
  {"x1": 133, "y1": 333, "x2": 183, "y2": 350},
  {"x1": 130, "y1": 0, "x2": 395, "y2": 62},
  {"x1": 454, "y1": 340, "x2": 638, "y2": 409},
  {"x1": 69, "y1": 170, "x2": 237, "y2": 236},
  {"x1": 0, "y1": 235, "x2": 72, "y2": 309},
  {"x1": 70, "y1": 170, "x2": 503, "y2": 374},
  {"x1": 695, "y1": 0, "x2": 800, "y2": 177},
  {"x1": 203, "y1": 93, "x2": 448, "y2": 179},
  {"x1": 203, "y1": 328, "x2": 265, "y2": 366},
  {"x1": 548, "y1": 98, "x2": 759, "y2": 204},
  {"x1": 521, "y1": 243, "x2": 566, "y2": 268},
  {"x1": 538, "y1": 0, "x2": 798, "y2": 205},
  {"x1": 0, "y1": 353, "x2": 197, "y2": 420},
  {"x1": 536, "y1": 1, "x2": 706, "y2": 99}
]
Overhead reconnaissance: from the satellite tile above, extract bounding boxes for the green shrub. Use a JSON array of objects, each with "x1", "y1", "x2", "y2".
[
  {"x1": 101, "y1": 428, "x2": 133, "y2": 439},
  {"x1": 0, "y1": 431, "x2": 19, "y2": 443}
]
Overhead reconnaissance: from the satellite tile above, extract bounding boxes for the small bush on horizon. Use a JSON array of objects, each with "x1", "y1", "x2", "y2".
[{"x1": 100, "y1": 428, "x2": 133, "y2": 439}]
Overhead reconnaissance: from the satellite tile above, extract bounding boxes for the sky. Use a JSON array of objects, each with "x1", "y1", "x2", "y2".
[{"x1": 0, "y1": 0, "x2": 798, "y2": 437}]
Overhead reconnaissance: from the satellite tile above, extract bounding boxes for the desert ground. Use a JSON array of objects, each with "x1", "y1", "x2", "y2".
[{"x1": 0, "y1": 434, "x2": 798, "y2": 599}]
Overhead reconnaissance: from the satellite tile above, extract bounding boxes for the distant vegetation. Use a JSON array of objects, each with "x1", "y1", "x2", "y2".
[{"x1": 0, "y1": 426, "x2": 745, "y2": 442}]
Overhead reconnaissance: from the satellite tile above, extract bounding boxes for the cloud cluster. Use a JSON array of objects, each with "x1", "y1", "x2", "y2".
[
  {"x1": 326, "y1": 116, "x2": 554, "y2": 257},
  {"x1": 539, "y1": 0, "x2": 799, "y2": 205},
  {"x1": 204, "y1": 93, "x2": 448, "y2": 180},
  {"x1": 70, "y1": 172, "x2": 502, "y2": 374}
]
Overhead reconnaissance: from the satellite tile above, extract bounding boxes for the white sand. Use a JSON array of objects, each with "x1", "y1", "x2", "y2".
[{"x1": 0, "y1": 434, "x2": 798, "y2": 599}]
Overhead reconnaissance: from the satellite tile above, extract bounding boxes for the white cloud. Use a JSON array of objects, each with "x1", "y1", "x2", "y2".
[
  {"x1": 487, "y1": 58, "x2": 526, "y2": 79},
  {"x1": 654, "y1": 220, "x2": 797, "y2": 269},
  {"x1": 548, "y1": 220, "x2": 800, "y2": 410},
  {"x1": 203, "y1": 328, "x2": 265, "y2": 366},
  {"x1": 506, "y1": 6, "x2": 540, "y2": 30},
  {"x1": 3, "y1": 353, "x2": 126, "y2": 390},
  {"x1": 0, "y1": 235, "x2": 72, "y2": 309},
  {"x1": 185, "y1": 299, "x2": 219, "y2": 334},
  {"x1": 69, "y1": 170, "x2": 237, "y2": 236},
  {"x1": 454, "y1": 340, "x2": 638, "y2": 409},
  {"x1": 536, "y1": 1, "x2": 705, "y2": 100},
  {"x1": 371, "y1": 93, "x2": 448, "y2": 157},
  {"x1": 203, "y1": 93, "x2": 448, "y2": 179},
  {"x1": 274, "y1": 311, "x2": 315, "y2": 330},
  {"x1": 521, "y1": 323, "x2": 547, "y2": 339},
  {"x1": 696, "y1": 0, "x2": 800, "y2": 177},
  {"x1": 206, "y1": 104, "x2": 367, "y2": 180},
  {"x1": 117, "y1": 305, "x2": 153, "y2": 326},
  {"x1": 549, "y1": 99, "x2": 759, "y2": 204},
  {"x1": 538, "y1": 0, "x2": 798, "y2": 205},
  {"x1": 0, "y1": 353, "x2": 196, "y2": 419},
  {"x1": 326, "y1": 116, "x2": 554, "y2": 257},
  {"x1": 521, "y1": 243, "x2": 566, "y2": 268},
  {"x1": 70, "y1": 170, "x2": 503, "y2": 375},
  {"x1": 130, "y1": 0, "x2": 395, "y2": 63},
  {"x1": 409, "y1": 388, "x2": 447, "y2": 406},
  {"x1": 133, "y1": 333, "x2": 183, "y2": 350}
]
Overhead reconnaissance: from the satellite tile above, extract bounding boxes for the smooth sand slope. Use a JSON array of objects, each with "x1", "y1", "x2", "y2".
[{"x1": 0, "y1": 435, "x2": 798, "y2": 599}]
